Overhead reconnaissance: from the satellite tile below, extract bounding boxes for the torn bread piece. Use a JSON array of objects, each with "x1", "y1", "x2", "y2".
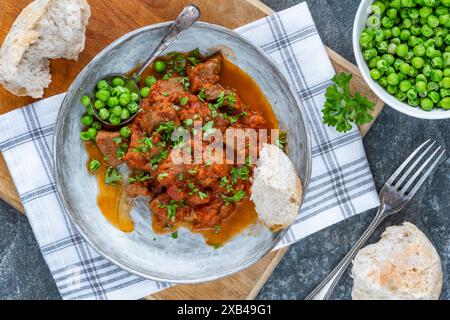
[{"x1": 0, "y1": 0, "x2": 91, "y2": 98}]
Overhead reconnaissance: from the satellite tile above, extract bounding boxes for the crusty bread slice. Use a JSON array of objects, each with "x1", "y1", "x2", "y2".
[
  {"x1": 250, "y1": 143, "x2": 302, "y2": 230},
  {"x1": 351, "y1": 222, "x2": 443, "y2": 300},
  {"x1": 0, "y1": 0, "x2": 91, "y2": 98}
]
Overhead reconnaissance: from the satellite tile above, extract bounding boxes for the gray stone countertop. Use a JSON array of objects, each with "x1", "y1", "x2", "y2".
[{"x1": 0, "y1": 0, "x2": 448, "y2": 300}]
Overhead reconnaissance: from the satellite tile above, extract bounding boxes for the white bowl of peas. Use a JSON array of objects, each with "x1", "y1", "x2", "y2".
[{"x1": 354, "y1": 0, "x2": 450, "y2": 119}]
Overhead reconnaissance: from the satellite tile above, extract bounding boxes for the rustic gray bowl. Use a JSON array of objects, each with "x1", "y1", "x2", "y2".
[{"x1": 53, "y1": 22, "x2": 312, "y2": 283}]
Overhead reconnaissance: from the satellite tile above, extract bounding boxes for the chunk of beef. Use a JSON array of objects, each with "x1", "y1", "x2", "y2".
[
  {"x1": 95, "y1": 131, "x2": 124, "y2": 167},
  {"x1": 193, "y1": 199, "x2": 235, "y2": 229},
  {"x1": 178, "y1": 100, "x2": 212, "y2": 123},
  {"x1": 154, "y1": 156, "x2": 184, "y2": 189},
  {"x1": 189, "y1": 54, "x2": 222, "y2": 93},
  {"x1": 125, "y1": 180, "x2": 151, "y2": 197},
  {"x1": 150, "y1": 193, "x2": 189, "y2": 227},
  {"x1": 138, "y1": 99, "x2": 180, "y2": 135},
  {"x1": 166, "y1": 184, "x2": 185, "y2": 202},
  {"x1": 150, "y1": 77, "x2": 184, "y2": 103},
  {"x1": 122, "y1": 124, "x2": 160, "y2": 172}
]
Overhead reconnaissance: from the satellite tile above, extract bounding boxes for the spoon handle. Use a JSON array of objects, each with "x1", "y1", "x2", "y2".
[{"x1": 136, "y1": 5, "x2": 201, "y2": 77}]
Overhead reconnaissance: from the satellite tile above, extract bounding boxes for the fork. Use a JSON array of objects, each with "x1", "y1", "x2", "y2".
[{"x1": 305, "y1": 139, "x2": 446, "y2": 300}]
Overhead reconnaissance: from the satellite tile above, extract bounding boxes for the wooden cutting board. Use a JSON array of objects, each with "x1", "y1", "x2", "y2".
[{"x1": 0, "y1": 0, "x2": 384, "y2": 299}]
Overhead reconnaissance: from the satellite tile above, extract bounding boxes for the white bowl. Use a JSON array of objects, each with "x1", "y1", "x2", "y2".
[{"x1": 353, "y1": 0, "x2": 450, "y2": 119}]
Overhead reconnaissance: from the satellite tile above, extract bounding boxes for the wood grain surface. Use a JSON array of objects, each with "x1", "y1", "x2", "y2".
[{"x1": 0, "y1": 0, "x2": 384, "y2": 300}]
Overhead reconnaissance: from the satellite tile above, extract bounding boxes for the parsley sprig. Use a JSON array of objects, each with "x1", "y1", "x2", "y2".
[{"x1": 322, "y1": 73, "x2": 375, "y2": 133}]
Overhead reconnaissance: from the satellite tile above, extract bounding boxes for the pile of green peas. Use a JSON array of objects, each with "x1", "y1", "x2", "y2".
[{"x1": 360, "y1": 0, "x2": 450, "y2": 111}]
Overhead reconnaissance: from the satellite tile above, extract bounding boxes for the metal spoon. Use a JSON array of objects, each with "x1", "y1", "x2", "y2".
[{"x1": 92, "y1": 4, "x2": 201, "y2": 129}]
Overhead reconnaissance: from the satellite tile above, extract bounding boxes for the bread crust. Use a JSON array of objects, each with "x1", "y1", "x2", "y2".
[
  {"x1": 351, "y1": 222, "x2": 443, "y2": 300},
  {"x1": 0, "y1": 0, "x2": 91, "y2": 98}
]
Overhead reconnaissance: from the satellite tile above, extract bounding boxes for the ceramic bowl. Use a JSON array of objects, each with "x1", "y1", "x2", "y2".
[
  {"x1": 353, "y1": 0, "x2": 450, "y2": 119},
  {"x1": 53, "y1": 22, "x2": 312, "y2": 283}
]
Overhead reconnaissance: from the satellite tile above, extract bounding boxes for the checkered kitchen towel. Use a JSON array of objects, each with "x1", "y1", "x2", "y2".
[{"x1": 0, "y1": 2, "x2": 379, "y2": 299}]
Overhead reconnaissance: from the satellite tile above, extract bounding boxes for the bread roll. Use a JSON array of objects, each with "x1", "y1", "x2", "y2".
[
  {"x1": 351, "y1": 222, "x2": 442, "y2": 300},
  {"x1": 250, "y1": 143, "x2": 302, "y2": 230},
  {"x1": 0, "y1": 0, "x2": 91, "y2": 98}
]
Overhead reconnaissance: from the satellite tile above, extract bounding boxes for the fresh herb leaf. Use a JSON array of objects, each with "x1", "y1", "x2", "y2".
[
  {"x1": 214, "y1": 225, "x2": 221, "y2": 234},
  {"x1": 105, "y1": 167, "x2": 122, "y2": 185},
  {"x1": 179, "y1": 96, "x2": 189, "y2": 106},
  {"x1": 230, "y1": 166, "x2": 249, "y2": 184},
  {"x1": 171, "y1": 231, "x2": 178, "y2": 239},
  {"x1": 180, "y1": 77, "x2": 190, "y2": 91},
  {"x1": 187, "y1": 168, "x2": 198, "y2": 175},
  {"x1": 221, "y1": 190, "x2": 246, "y2": 205},
  {"x1": 184, "y1": 118, "x2": 193, "y2": 127},
  {"x1": 275, "y1": 131, "x2": 288, "y2": 151},
  {"x1": 116, "y1": 143, "x2": 128, "y2": 160},
  {"x1": 128, "y1": 171, "x2": 151, "y2": 183},
  {"x1": 158, "y1": 172, "x2": 169, "y2": 181},
  {"x1": 198, "y1": 191, "x2": 208, "y2": 199},
  {"x1": 322, "y1": 72, "x2": 375, "y2": 133},
  {"x1": 198, "y1": 89, "x2": 207, "y2": 101},
  {"x1": 158, "y1": 200, "x2": 183, "y2": 222},
  {"x1": 89, "y1": 159, "x2": 100, "y2": 173}
]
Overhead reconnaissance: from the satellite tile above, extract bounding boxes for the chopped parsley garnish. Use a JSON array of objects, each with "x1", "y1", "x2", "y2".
[
  {"x1": 89, "y1": 159, "x2": 100, "y2": 173},
  {"x1": 162, "y1": 92, "x2": 169, "y2": 97},
  {"x1": 231, "y1": 166, "x2": 249, "y2": 184},
  {"x1": 162, "y1": 70, "x2": 173, "y2": 80},
  {"x1": 184, "y1": 118, "x2": 193, "y2": 126},
  {"x1": 112, "y1": 137, "x2": 122, "y2": 144},
  {"x1": 171, "y1": 231, "x2": 178, "y2": 239},
  {"x1": 158, "y1": 172, "x2": 169, "y2": 181},
  {"x1": 116, "y1": 143, "x2": 128, "y2": 160},
  {"x1": 198, "y1": 89, "x2": 207, "y2": 101},
  {"x1": 187, "y1": 168, "x2": 198, "y2": 175},
  {"x1": 128, "y1": 171, "x2": 151, "y2": 183},
  {"x1": 180, "y1": 77, "x2": 190, "y2": 91},
  {"x1": 177, "y1": 172, "x2": 184, "y2": 181},
  {"x1": 158, "y1": 200, "x2": 184, "y2": 222},
  {"x1": 202, "y1": 121, "x2": 215, "y2": 137},
  {"x1": 221, "y1": 190, "x2": 246, "y2": 205},
  {"x1": 105, "y1": 167, "x2": 122, "y2": 185},
  {"x1": 275, "y1": 131, "x2": 288, "y2": 151},
  {"x1": 214, "y1": 225, "x2": 221, "y2": 234},
  {"x1": 179, "y1": 96, "x2": 189, "y2": 106},
  {"x1": 198, "y1": 191, "x2": 208, "y2": 199},
  {"x1": 228, "y1": 112, "x2": 247, "y2": 124}
]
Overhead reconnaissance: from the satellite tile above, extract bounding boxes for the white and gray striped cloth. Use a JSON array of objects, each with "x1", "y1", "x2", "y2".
[{"x1": 0, "y1": 3, "x2": 379, "y2": 299}]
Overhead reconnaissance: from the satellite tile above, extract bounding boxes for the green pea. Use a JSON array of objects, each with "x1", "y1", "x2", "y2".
[
  {"x1": 370, "y1": 69, "x2": 382, "y2": 80},
  {"x1": 432, "y1": 56, "x2": 444, "y2": 68},
  {"x1": 412, "y1": 56, "x2": 425, "y2": 69},
  {"x1": 396, "y1": 44, "x2": 409, "y2": 57},
  {"x1": 369, "y1": 56, "x2": 381, "y2": 68},
  {"x1": 388, "y1": 43, "x2": 398, "y2": 54},
  {"x1": 154, "y1": 60, "x2": 167, "y2": 73},
  {"x1": 81, "y1": 95, "x2": 91, "y2": 107},
  {"x1": 387, "y1": 73, "x2": 400, "y2": 85},
  {"x1": 381, "y1": 16, "x2": 394, "y2": 28},
  {"x1": 86, "y1": 105, "x2": 95, "y2": 116},
  {"x1": 399, "y1": 63, "x2": 411, "y2": 74},
  {"x1": 387, "y1": 8, "x2": 398, "y2": 19},
  {"x1": 417, "y1": 74, "x2": 428, "y2": 83},
  {"x1": 440, "y1": 14, "x2": 450, "y2": 26},
  {"x1": 94, "y1": 100, "x2": 105, "y2": 110},
  {"x1": 367, "y1": 15, "x2": 381, "y2": 29},
  {"x1": 407, "y1": 88, "x2": 418, "y2": 99},
  {"x1": 436, "y1": 7, "x2": 448, "y2": 16},
  {"x1": 144, "y1": 75, "x2": 157, "y2": 87},
  {"x1": 382, "y1": 54, "x2": 395, "y2": 65},
  {"x1": 428, "y1": 81, "x2": 440, "y2": 92},
  {"x1": 392, "y1": 26, "x2": 401, "y2": 37},
  {"x1": 120, "y1": 108, "x2": 130, "y2": 120},
  {"x1": 443, "y1": 52, "x2": 450, "y2": 65},
  {"x1": 387, "y1": 84, "x2": 398, "y2": 94},
  {"x1": 127, "y1": 102, "x2": 139, "y2": 113},
  {"x1": 80, "y1": 131, "x2": 91, "y2": 141},
  {"x1": 98, "y1": 108, "x2": 110, "y2": 120},
  {"x1": 408, "y1": 96, "x2": 420, "y2": 107},
  {"x1": 360, "y1": 33, "x2": 373, "y2": 49},
  {"x1": 399, "y1": 80, "x2": 412, "y2": 92},
  {"x1": 140, "y1": 87, "x2": 150, "y2": 98},
  {"x1": 379, "y1": 76, "x2": 388, "y2": 87},
  {"x1": 423, "y1": 64, "x2": 433, "y2": 77},
  {"x1": 377, "y1": 41, "x2": 388, "y2": 53},
  {"x1": 371, "y1": 1, "x2": 385, "y2": 14},
  {"x1": 112, "y1": 86, "x2": 126, "y2": 97},
  {"x1": 444, "y1": 68, "x2": 450, "y2": 77},
  {"x1": 119, "y1": 93, "x2": 131, "y2": 106},
  {"x1": 431, "y1": 69, "x2": 443, "y2": 81},
  {"x1": 97, "y1": 80, "x2": 109, "y2": 91},
  {"x1": 421, "y1": 24, "x2": 434, "y2": 38},
  {"x1": 411, "y1": 24, "x2": 422, "y2": 36},
  {"x1": 112, "y1": 106, "x2": 123, "y2": 116},
  {"x1": 434, "y1": 36, "x2": 444, "y2": 47},
  {"x1": 390, "y1": 37, "x2": 401, "y2": 45},
  {"x1": 81, "y1": 115, "x2": 93, "y2": 127},
  {"x1": 112, "y1": 77, "x2": 125, "y2": 87},
  {"x1": 374, "y1": 30, "x2": 384, "y2": 43},
  {"x1": 107, "y1": 96, "x2": 119, "y2": 108},
  {"x1": 413, "y1": 45, "x2": 426, "y2": 57},
  {"x1": 429, "y1": 91, "x2": 441, "y2": 103},
  {"x1": 441, "y1": 88, "x2": 450, "y2": 97},
  {"x1": 440, "y1": 97, "x2": 450, "y2": 109},
  {"x1": 120, "y1": 126, "x2": 132, "y2": 138},
  {"x1": 421, "y1": 98, "x2": 434, "y2": 111},
  {"x1": 383, "y1": 29, "x2": 392, "y2": 39},
  {"x1": 96, "y1": 89, "x2": 110, "y2": 102},
  {"x1": 130, "y1": 92, "x2": 140, "y2": 102},
  {"x1": 420, "y1": 6, "x2": 433, "y2": 19},
  {"x1": 109, "y1": 114, "x2": 121, "y2": 125},
  {"x1": 416, "y1": 81, "x2": 427, "y2": 93},
  {"x1": 377, "y1": 59, "x2": 389, "y2": 72},
  {"x1": 87, "y1": 127, "x2": 98, "y2": 139},
  {"x1": 395, "y1": 91, "x2": 407, "y2": 102},
  {"x1": 400, "y1": 29, "x2": 411, "y2": 41},
  {"x1": 442, "y1": 76, "x2": 450, "y2": 88},
  {"x1": 408, "y1": 8, "x2": 419, "y2": 19}
]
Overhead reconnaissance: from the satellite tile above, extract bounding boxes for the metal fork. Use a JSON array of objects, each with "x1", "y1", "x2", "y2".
[{"x1": 305, "y1": 139, "x2": 446, "y2": 300}]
